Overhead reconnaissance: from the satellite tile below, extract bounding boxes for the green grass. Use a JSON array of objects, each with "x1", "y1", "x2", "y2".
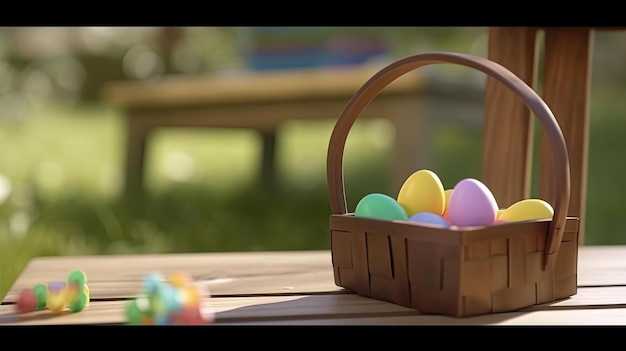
[{"x1": 1, "y1": 85, "x2": 625, "y2": 301}]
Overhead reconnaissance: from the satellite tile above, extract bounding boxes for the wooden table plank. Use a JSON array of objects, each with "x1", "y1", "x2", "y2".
[
  {"x1": 527, "y1": 286, "x2": 626, "y2": 308},
  {"x1": 1, "y1": 251, "x2": 339, "y2": 303},
  {"x1": 576, "y1": 245, "x2": 626, "y2": 286},
  {"x1": 5, "y1": 245, "x2": 625, "y2": 305},
  {"x1": 4, "y1": 285, "x2": 626, "y2": 325},
  {"x1": 3, "y1": 246, "x2": 626, "y2": 325},
  {"x1": 0, "y1": 294, "x2": 416, "y2": 326},
  {"x1": 223, "y1": 308, "x2": 626, "y2": 325}
]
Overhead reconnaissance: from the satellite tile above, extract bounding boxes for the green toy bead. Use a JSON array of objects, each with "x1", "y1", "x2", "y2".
[
  {"x1": 67, "y1": 269, "x2": 89, "y2": 313},
  {"x1": 32, "y1": 283, "x2": 47, "y2": 310},
  {"x1": 67, "y1": 270, "x2": 87, "y2": 287},
  {"x1": 68, "y1": 292, "x2": 88, "y2": 313},
  {"x1": 126, "y1": 300, "x2": 143, "y2": 325}
]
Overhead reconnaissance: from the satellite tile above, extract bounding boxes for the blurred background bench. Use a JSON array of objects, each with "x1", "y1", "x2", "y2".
[
  {"x1": 100, "y1": 27, "x2": 485, "y2": 195},
  {"x1": 101, "y1": 66, "x2": 427, "y2": 194}
]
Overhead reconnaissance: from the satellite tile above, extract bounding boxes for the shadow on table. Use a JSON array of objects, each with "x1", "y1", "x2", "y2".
[
  {"x1": 0, "y1": 309, "x2": 79, "y2": 324},
  {"x1": 211, "y1": 293, "x2": 534, "y2": 325}
]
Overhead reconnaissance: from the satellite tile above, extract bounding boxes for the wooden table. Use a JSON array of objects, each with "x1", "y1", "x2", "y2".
[{"x1": 2, "y1": 245, "x2": 626, "y2": 325}]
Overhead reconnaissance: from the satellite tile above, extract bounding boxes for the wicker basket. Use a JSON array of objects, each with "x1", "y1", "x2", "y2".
[{"x1": 326, "y1": 52, "x2": 580, "y2": 317}]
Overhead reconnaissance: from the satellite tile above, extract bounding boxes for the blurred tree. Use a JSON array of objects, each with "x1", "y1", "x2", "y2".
[
  {"x1": 0, "y1": 27, "x2": 624, "y2": 108},
  {"x1": 158, "y1": 27, "x2": 186, "y2": 74}
]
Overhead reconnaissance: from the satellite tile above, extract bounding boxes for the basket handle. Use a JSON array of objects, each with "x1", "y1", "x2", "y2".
[{"x1": 326, "y1": 52, "x2": 571, "y2": 270}]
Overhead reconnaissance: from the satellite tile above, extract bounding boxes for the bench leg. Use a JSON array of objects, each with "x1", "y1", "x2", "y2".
[
  {"x1": 260, "y1": 130, "x2": 277, "y2": 192},
  {"x1": 124, "y1": 117, "x2": 149, "y2": 196}
]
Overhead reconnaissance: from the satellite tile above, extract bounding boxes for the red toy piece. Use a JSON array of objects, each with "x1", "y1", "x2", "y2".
[{"x1": 15, "y1": 289, "x2": 37, "y2": 314}]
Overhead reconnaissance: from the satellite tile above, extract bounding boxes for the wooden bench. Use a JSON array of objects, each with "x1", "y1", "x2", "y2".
[
  {"x1": 100, "y1": 65, "x2": 429, "y2": 194},
  {"x1": 482, "y1": 27, "x2": 625, "y2": 245}
]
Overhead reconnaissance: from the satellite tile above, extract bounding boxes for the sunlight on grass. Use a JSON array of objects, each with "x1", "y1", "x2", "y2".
[
  {"x1": 0, "y1": 102, "x2": 124, "y2": 201},
  {"x1": 0, "y1": 174, "x2": 10, "y2": 206},
  {"x1": 279, "y1": 118, "x2": 394, "y2": 192},
  {"x1": 431, "y1": 122, "x2": 483, "y2": 188},
  {"x1": 146, "y1": 128, "x2": 261, "y2": 194}
]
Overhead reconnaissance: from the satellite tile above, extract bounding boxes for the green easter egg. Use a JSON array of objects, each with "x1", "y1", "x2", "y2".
[{"x1": 354, "y1": 193, "x2": 409, "y2": 221}]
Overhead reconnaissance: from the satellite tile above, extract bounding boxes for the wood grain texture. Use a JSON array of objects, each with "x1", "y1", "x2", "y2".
[
  {"x1": 484, "y1": 27, "x2": 596, "y2": 246},
  {"x1": 219, "y1": 308, "x2": 626, "y2": 325},
  {"x1": 2, "y1": 247, "x2": 626, "y2": 325},
  {"x1": 1, "y1": 251, "x2": 339, "y2": 303},
  {"x1": 0, "y1": 295, "x2": 418, "y2": 326},
  {"x1": 482, "y1": 27, "x2": 538, "y2": 209},
  {"x1": 540, "y1": 27, "x2": 593, "y2": 244},
  {"x1": 3, "y1": 246, "x2": 625, "y2": 304},
  {"x1": 3, "y1": 285, "x2": 626, "y2": 325}
]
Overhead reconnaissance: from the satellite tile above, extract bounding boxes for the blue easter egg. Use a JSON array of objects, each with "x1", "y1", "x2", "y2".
[{"x1": 408, "y1": 212, "x2": 451, "y2": 228}]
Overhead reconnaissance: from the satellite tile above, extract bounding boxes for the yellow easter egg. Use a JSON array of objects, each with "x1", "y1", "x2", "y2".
[
  {"x1": 397, "y1": 169, "x2": 445, "y2": 217},
  {"x1": 497, "y1": 208, "x2": 506, "y2": 218},
  {"x1": 498, "y1": 199, "x2": 554, "y2": 222}
]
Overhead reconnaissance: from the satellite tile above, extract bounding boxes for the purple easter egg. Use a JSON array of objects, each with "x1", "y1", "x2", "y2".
[{"x1": 447, "y1": 178, "x2": 498, "y2": 227}]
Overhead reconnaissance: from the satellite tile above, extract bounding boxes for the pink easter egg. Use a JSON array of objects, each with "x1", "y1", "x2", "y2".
[
  {"x1": 442, "y1": 210, "x2": 451, "y2": 222},
  {"x1": 447, "y1": 178, "x2": 499, "y2": 227}
]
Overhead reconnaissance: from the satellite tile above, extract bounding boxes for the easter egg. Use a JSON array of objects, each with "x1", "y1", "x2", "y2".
[
  {"x1": 447, "y1": 178, "x2": 499, "y2": 227},
  {"x1": 354, "y1": 193, "x2": 409, "y2": 221},
  {"x1": 441, "y1": 189, "x2": 453, "y2": 221},
  {"x1": 442, "y1": 210, "x2": 451, "y2": 222},
  {"x1": 408, "y1": 212, "x2": 451, "y2": 228},
  {"x1": 498, "y1": 199, "x2": 554, "y2": 222},
  {"x1": 397, "y1": 169, "x2": 446, "y2": 217}
]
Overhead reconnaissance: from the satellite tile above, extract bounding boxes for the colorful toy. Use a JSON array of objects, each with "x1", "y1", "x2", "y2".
[
  {"x1": 15, "y1": 269, "x2": 89, "y2": 314},
  {"x1": 125, "y1": 271, "x2": 214, "y2": 325}
]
